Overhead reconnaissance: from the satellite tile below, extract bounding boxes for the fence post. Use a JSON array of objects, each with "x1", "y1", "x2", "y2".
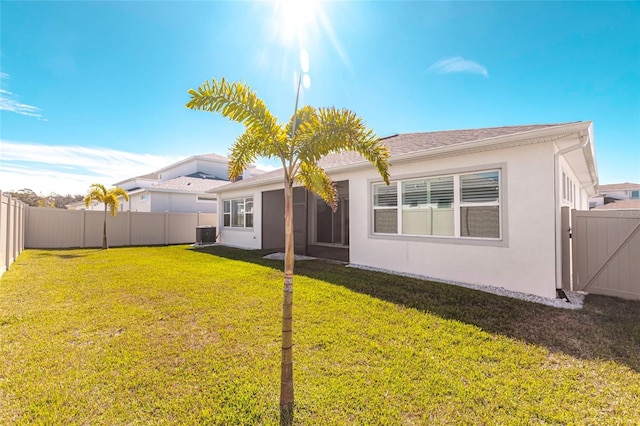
[
  {"x1": 165, "y1": 211, "x2": 169, "y2": 245},
  {"x1": 25, "y1": 203, "x2": 30, "y2": 249},
  {"x1": 127, "y1": 211, "x2": 131, "y2": 247},
  {"x1": 5, "y1": 193, "x2": 12, "y2": 270},
  {"x1": 17, "y1": 201, "x2": 23, "y2": 253},
  {"x1": 0, "y1": 191, "x2": 5, "y2": 273},
  {"x1": 561, "y1": 207, "x2": 571, "y2": 290},
  {"x1": 570, "y1": 209, "x2": 579, "y2": 289},
  {"x1": 81, "y1": 209, "x2": 86, "y2": 248},
  {"x1": 12, "y1": 197, "x2": 18, "y2": 263}
]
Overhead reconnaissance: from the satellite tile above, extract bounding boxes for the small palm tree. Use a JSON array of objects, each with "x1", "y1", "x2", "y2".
[
  {"x1": 84, "y1": 183, "x2": 129, "y2": 249},
  {"x1": 186, "y1": 78, "x2": 390, "y2": 419}
]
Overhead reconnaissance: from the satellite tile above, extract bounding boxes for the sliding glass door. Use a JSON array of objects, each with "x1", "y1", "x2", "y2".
[{"x1": 315, "y1": 197, "x2": 349, "y2": 246}]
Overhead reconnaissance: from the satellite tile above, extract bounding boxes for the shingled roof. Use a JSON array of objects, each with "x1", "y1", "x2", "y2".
[
  {"x1": 599, "y1": 182, "x2": 640, "y2": 191},
  {"x1": 318, "y1": 123, "x2": 571, "y2": 169},
  {"x1": 214, "y1": 122, "x2": 579, "y2": 191},
  {"x1": 592, "y1": 199, "x2": 640, "y2": 210},
  {"x1": 149, "y1": 176, "x2": 229, "y2": 193}
]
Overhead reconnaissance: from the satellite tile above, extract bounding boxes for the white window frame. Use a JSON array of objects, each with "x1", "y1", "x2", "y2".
[
  {"x1": 371, "y1": 168, "x2": 503, "y2": 242},
  {"x1": 458, "y1": 171, "x2": 501, "y2": 239},
  {"x1": 196, "y1": 195, "x2": 217, "y2": 203},
  {"x1": 222, "y1": 197, "x2": 253, "y2": 228},
  {"x1": 372, "y1": 182, "x2": 398, "y2": 234},
  {"x1": 562, "y1": 171, "x2": 576, "y2": 205},
  {"x1": 631, "y1": 190, "x2": 640, "y2": 199}
]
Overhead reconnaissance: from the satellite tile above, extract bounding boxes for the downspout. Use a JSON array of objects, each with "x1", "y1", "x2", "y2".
[{"x1": 553, "y1": 133, "x2": 590, "y2": 292}]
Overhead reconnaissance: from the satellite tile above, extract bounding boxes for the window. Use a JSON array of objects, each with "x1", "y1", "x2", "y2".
[
  {"x1": 140, "y1": 193, "x2": 148, "y2": 201},
  {"x1": 460, "y1": 171, "x2": 500, "y2": 238},
  {"x1": 401, "y1": 177, "x2": 454, "y2": 236},
  {"x1": 197, "y1": 195, "x2": 217, "y2": 203},
  {"x1": 632, "y1": 190, "x2": 640, "y2": 199},
  {"x1": 562, "y1": 172, "x2": 576, "y2": 204},
  {"x1": 223, "y1": 197, "x2": 253, "y2": 228},
  {"x1": 372, "y1": 169, "x2": 501, "y2": 240},
  {"x1": 373, "y1": 183, "x2": 398, "y2": 233}
]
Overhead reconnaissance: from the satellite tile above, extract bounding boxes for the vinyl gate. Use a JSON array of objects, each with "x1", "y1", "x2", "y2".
[{"x1": 569, "y1": 209, "x2": 640, "y2": 300}]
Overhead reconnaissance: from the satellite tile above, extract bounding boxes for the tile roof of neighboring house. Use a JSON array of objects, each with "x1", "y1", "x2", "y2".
[
  {"x1": 185, "y1": 172, "x2": 227, "y2": 180},
  {"x1": 116, "y1": 153, "x2": 231, "y2": 185},
  {"x1": 149, "y1": 176, "x2": 230, "y2": 193},
  {"x1": 599, "y1": 182, "x2": 640, "y2": 191},
  {"x1": 136, "y1": 172, "x2": 160, "y2": 180},
  {"x1": 214, "y1": 122, "x2": 580, "y2": 191},
  {"x1": 592, "y1": 199, "x2": 640, "y2": 210}
]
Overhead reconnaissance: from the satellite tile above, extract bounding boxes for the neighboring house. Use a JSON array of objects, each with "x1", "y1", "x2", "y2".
[
  {"x1": 592, "y1": 199, "x2": 640, "y2": 210},
  {"x1": 211, "y1": 121, "x2": 598, "y2": 300},
  {"x1": 590, "y1": 182, "x2": 640, "y2": 210},
  {"x1": 68, "y1": 153, "x2": 265, "y2": 213}
]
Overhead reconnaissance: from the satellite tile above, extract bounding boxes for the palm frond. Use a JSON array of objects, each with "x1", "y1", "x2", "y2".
[
  {"x1": 186, "y1": 78, "x2": 281, "y2": 145},
  {"x1": 111, "y1": 187, "x2": 130, "y2": 202},
  {"x1": 285, "y1": 105, "x2": 317, "y2": 141},
  {"x1": 228, "y1": 131, "x2": 260, "y2": 182},
  {"x1": 295, "y1": 162, "x2": 338, "y2": 211},
  {"x1": 285, "y1": 105, "x2": 317, "y2": 166},
  {"x1": 295, "y1": 107, "x2": 391, "y2": 184},
  {"x1": 83, "y1": 184, "x2": 129, "y2": 212},
  {"x1": 84, "y1": 183, "x2": 107, "y2": 207},
  {"x1": 105, "y1": 194, "x2": 120, "y2": 216}
]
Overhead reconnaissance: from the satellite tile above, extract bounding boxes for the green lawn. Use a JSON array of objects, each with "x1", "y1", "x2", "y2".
[{"x1": 1, "y1": 245, "x2": 639, "y2": 424}]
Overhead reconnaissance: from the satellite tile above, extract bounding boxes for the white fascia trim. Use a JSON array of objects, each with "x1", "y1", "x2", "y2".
[
  {"x1": 113, "y1": 177, "x2": 158, "y2": 187},
  {"x1": 214, "y1": 175, "x2": 285, "y2": 193},
  {"x1": 583, "y1": 123, "x2": 599, "y2": 195},
  {"x1": 153, "y1": 155, "x2": 230, "y2": 175},
  {"x1": 127, "y1": 188, "x2": 147, "y2": 196},
  {"x1": 144, "y1": 187, "x2": 220, "y2": 195}
]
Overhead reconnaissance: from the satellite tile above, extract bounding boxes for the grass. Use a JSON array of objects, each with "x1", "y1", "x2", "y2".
[{"x1": 1, "y1": 245, "x2": 639, "y2": 424}]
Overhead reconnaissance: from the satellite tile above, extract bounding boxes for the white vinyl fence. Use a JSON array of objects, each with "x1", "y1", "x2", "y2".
[
  {"x1": 26, "y1": 208, "x2": 217, "y2": 249},
  {"x1": 1, "y1": 192, "x2": 27, "y2": 276},
  {"x1": 570, "y1": 209, "x2": 640, "y2": 300}
]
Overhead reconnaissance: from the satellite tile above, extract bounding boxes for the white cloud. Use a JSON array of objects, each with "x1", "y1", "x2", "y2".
[
  {"x1": 0, "y1": 141, "x2": 181, "y2": 195},
  {"x1": 0, "y1": 73, "x2": 47, "y2": 120},
  {"x1": 428, "y1": 56, "x2": 488, "y2": 77},
  {"x1": 252, "y1": 162, "x2": 280, "y2": 173}
]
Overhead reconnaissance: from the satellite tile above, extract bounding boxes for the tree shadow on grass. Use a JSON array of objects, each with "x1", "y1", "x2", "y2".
[
  {"x1": 192, "y1": 245, "x2": 640, "y2": 373},
  {"x1": 33, "y1": 249, "x2": 103, "y2": 260}
]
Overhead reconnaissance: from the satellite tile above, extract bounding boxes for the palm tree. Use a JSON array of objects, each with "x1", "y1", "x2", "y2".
[
  {"x1": 186, "y1": 77, "x2": 390, "y2": 419},
  {"x1": 84, "y1": 183, "x2": 129, "y2": 249}
]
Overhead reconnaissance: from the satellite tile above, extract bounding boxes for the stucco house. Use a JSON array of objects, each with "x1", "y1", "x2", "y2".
[
  {"x1": 211, "y1": 121, "x2": 598, "y2": 300},
  {"x1": 69, "y1": 153, "x2": 265, "y2": 213},
  {"x1": 590, "y1": 182, "x2": 640, "y2": 210}
]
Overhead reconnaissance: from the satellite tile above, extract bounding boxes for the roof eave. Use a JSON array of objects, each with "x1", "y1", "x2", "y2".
[
  {"x1": 212, "y1": 121, "x2": 599, "y2": 192},
  {"x1": 322, "y1": 122, "x2": 595, "y2": 173}
]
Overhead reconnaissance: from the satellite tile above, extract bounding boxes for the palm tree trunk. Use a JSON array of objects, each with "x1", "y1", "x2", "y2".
[
  {"x1": 102, "y1": 205, "x2": 108, "y2": 249},
  {"x1": 280, "y1": 181, "x2": 295, "y2": 422}
]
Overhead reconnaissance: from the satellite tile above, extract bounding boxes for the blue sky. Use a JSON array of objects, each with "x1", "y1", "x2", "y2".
[{"x1": 1, "y1": 1, "x2": 639, "y2": 195}]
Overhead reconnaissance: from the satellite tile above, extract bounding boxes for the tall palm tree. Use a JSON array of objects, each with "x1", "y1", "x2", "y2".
[
  {"x1": 186, "y1": 78, "x2": 390, "y2": 419},
  {"x1": 84, "y1": 183, "x2": 129, "y2": 249}
]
